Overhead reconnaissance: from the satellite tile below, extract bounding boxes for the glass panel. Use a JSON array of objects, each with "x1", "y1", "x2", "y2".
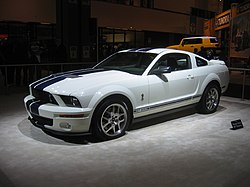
[
  {"x1": 99, "y1": 28, "x2": 114, "y2": 60},
  {"x1": 8, "y1": 23, "x2": 27, "y2": 39},
  {"x1": 153, "y1": 53, "x2": 191, "y2": 71},
  {"x1": 96, "y1": 52, "x2": 157, "y2": 75},
  {"x1": 37, "y1": 24, "x2": 55, "y2": 40},
  {"x1": 125, "y1": 30, "x2": 135, "y2": 49},
  {"x1": 210, "y1": 38, "x2": 218, "y2": 43},
  {"x1": 135, "y1": 31, "x2": 145, "y2": 48},
  {"x1": 0, "y1": 22, "x2": 8, "y2": 35},
  {"x1": 196, "y1": 57, "x2": 208, "y2": 67},
  {"x1": 114, "y1": 30, "x2": 125, "y2": 52}
]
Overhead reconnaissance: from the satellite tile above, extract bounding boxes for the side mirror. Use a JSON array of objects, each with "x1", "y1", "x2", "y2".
[
  {"x1": 151, "y1": 66, "x2": 171, "y2": 75},
  {"x1": 181, "y1": 42, "x2": 185, "y2": 46}
]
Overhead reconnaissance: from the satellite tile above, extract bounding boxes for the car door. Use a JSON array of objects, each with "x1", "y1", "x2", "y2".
[
  {"x1": 181, "y1": 38, "x2": 202, "y2": 52},
  {"x1": 147, "y1": 53, "x2": 197, "y2": 110}
]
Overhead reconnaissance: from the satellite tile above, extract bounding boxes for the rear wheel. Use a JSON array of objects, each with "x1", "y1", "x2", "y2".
[
  {"x1": 92, "y1": 98, "x2": 132, "y2": 141},
  {"x1": 198, "y1": 84, "x2": 221, "y2": 114}
]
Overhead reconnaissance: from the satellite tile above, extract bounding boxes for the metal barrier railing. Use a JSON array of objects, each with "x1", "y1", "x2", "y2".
[
  {"x1": 228, "y1": 67, "x2": 250, "y2": 100},
  {"x1": 0, "y1": 62, "x2": 95, "y2": 93}
]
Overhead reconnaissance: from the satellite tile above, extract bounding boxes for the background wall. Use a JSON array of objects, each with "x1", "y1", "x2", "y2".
[
  {"x1": 91, "y1": 0, "x2": 220, "y2": 35},
  {"x1": 0, "y1": 0, "x2": 220, "y2": 35},
  {"x1": 91, "y1": 1, "x2": 191, "y2": 34},
  {"x1": 0, "y1": 0, "x2": 56, "y2": 23}
]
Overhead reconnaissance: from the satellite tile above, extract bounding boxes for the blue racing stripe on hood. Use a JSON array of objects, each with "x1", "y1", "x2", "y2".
[
  {"x1": 32, "y1": 68, "x2": 107, "y2": 91},
  {"x1": 71, "y1": 68, "x2": 106, "y2": 76},
  {"x1": 34, "y1": 76, "x2": 66, "y2": 90},
  {"x1": 30, "y1": 69, "x2": 88, "y2": 89},
  {"x1": 30, "y1": 74, "x2": 54, "y2": 89}
]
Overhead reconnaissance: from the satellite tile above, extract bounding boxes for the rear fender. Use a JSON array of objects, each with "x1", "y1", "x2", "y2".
[{"x1": 199, "y1": 73, "x2": 221, "y2": 95}]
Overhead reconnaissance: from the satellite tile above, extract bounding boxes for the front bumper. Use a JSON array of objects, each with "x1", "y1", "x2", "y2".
[{"x1": 24, "y1": 95, "x2": 92, "y2": 135}]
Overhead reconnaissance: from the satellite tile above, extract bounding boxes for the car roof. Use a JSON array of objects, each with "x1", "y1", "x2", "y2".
[
  {"x1": 121, "y1": 48, "x2": 183, "y2": 55},
  {"x1": 183, "y1": 36, "x2": 217, "y2": 40}
]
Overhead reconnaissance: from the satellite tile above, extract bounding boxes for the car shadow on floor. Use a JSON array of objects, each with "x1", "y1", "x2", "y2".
[
  {"x1": 18, "y1": 118, "x2": 98, "y2": 145},
  {"x1": 41, "y1": 106, "x2": 197, "y2": 144},
  {"x1": 18, "y1": 105, "x2": 225, "y2": 145},
  {"x1": 47, "y1": 106, "x2": 198, "y2": 144},
  {"x1": 44, "y1": 131, "x2": 99, "y2": 144}
]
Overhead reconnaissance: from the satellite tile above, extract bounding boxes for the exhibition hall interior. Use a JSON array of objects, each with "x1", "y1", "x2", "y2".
[{"x1": 0, "y1": 0, "x2": 250, "y2": 186}]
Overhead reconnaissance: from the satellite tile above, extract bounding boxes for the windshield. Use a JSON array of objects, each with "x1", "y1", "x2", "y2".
[{"x1": 95, "y1": 52, "x2": 157, "y2": 75}]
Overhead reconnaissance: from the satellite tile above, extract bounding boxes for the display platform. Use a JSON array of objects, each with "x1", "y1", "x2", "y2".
[{"x1": 0, "y1": 93, "x2": 250, "y2": 187}]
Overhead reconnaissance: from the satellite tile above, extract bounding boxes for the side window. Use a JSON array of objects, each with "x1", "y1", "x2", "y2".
[
  {"x1": 195, "y1": 38, "x2": 202, "y2": 44},
  {"x1": 183, "y1": 38, "x2": 202, "y2": 45},
  {"x1": 183, "y1": 39, "x2": 192, "y2": 45},
  {"x1": 182, "y1": 39, "x2": 188, "y2": 45},
  {"x1": 151, "y1": 53, "x2": 191, "y2": 72},
  {"x1": 176, "y1": 54, "x2": 191, "y2": 70},
  {"x1": 196, "y1": 57, "x2": 208, "y2": 67}
]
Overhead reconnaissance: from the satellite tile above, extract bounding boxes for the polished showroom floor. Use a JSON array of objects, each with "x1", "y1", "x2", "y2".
[{"x1": 0, "y1": 93, "x2": 250, "y2": 187}]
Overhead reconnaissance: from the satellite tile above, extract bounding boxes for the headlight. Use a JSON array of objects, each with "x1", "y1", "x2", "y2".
[{"x1": 60, "y1": 95, "x2": 82, "y2": 108}]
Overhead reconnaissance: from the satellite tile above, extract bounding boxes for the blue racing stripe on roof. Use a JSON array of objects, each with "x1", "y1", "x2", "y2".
[
  {"x1": 127, "y1": 48, "x2": 138, "y2": 52},
  {"x1": 127, "y1": 48, "x2": 155, "y2": 52},
  {"x1": 136, "y1": 47, "x2": 155, "y2": 52},
  {"x1": 71, "y1": 68, "x2": 106, "y2": 75}
]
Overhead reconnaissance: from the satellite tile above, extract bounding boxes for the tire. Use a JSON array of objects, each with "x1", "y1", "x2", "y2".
[
  {"x1": 92, "y1": 97, "x2": 132, "y2": 141},
  {"x1": 197, "y1": 83, "x2": 221, "y2": 114}
]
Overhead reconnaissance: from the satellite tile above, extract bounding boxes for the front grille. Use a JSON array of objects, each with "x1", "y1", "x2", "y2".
[
  {"x1": 32, "y1": 88, "x2": 58, "y2": 105},
  {"x1": 30, "y1": 114, "x2": 53, "y2": 127}
]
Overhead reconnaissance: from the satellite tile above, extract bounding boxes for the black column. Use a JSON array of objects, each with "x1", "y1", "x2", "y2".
[{"x1": 56, "y1": 0, "x2": 90, "y2": 62}]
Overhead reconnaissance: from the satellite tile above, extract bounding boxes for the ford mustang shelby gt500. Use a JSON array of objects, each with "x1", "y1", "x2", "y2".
[{"x1": 24, "y1": 48, "x2": 229, "y2": 140}]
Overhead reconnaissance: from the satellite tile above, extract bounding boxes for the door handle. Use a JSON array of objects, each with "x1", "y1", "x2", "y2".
[{"x1": 187, "y1": 75, "x2": 194, "y2": 80}]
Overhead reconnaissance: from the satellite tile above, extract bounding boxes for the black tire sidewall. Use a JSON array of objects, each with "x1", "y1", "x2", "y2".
[
  {"x1": 92, "y1": 98, "x2": 131, "y2": 141},
  {"x1": 198, "y1": 84, "x2": 221, "y2": 114}
]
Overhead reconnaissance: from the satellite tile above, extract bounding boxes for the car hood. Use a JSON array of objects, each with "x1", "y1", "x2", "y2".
[{"x1": 32, "y1": 69, "x2": 137, "y2": 95}]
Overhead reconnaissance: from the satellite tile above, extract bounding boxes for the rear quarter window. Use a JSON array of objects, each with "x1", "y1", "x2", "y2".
[
  {"x1": 210, "y1": 38, "x2": 218, "y2": 43},
  {"x1": 196, "y1": 57, "x2": 208, "y2": 67}
]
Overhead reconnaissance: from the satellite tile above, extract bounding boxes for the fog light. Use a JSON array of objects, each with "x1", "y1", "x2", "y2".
[{"x1": 59, "y1": 122, "x2": 71, "y2": 129}]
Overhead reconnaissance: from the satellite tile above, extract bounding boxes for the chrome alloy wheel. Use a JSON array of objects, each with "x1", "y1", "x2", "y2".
[
  {"x1": 100, "y1": 103, "x2": 128, "y2": 137},
  {"x1": 205, "y1": 87, "x2": 219, "y2": 111}
]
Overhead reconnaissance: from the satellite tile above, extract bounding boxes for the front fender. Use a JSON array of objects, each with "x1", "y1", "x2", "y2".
[{"x1": 88, "y1": 85, "x2": 137, "y2": 111}]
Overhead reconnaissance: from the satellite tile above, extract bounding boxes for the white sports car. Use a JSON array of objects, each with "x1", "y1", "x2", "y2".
[{"x1": 24, "y1": 48, "x2": 229, "y2": 140}]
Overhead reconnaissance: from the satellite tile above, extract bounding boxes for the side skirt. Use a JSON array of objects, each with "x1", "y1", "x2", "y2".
[
  {"x1": 134, "y1": 96, "x2": 201, "y2": 118},
  {"x1": 133, "y1": 103, "x2": 197, "y2": 124}
]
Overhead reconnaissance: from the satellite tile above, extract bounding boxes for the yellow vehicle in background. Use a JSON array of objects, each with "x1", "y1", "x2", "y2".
[{"x1": 167, "y1": 36, "x2": 220, "y2": 53}]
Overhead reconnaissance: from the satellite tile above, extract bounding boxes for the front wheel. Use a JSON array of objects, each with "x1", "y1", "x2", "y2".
[
  {"x1": 92, "y1": 98, "x2": 132, "y2": 141},
  {"x1": 197, "y1": 84, "x2": 221, "y2": 114}
]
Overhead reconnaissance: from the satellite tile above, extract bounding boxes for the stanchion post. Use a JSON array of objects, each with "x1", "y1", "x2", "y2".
[
  {"x1": 242, "y1": 70, "x2": 246, "y2": 100},
  {"x1": 4, "y1": 66, "x2": 8, "y2": 94}
]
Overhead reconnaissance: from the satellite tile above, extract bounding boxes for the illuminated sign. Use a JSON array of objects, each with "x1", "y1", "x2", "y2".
[
  {"x1": 237, "y1": 1, "x2": 250, "y2": 14},
  {"x1": 0, "y1": 34, "x2": 8, "y2": 40},
  {"x1": 215, "y1": 10, "x2": 231, "y2": 30}
]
